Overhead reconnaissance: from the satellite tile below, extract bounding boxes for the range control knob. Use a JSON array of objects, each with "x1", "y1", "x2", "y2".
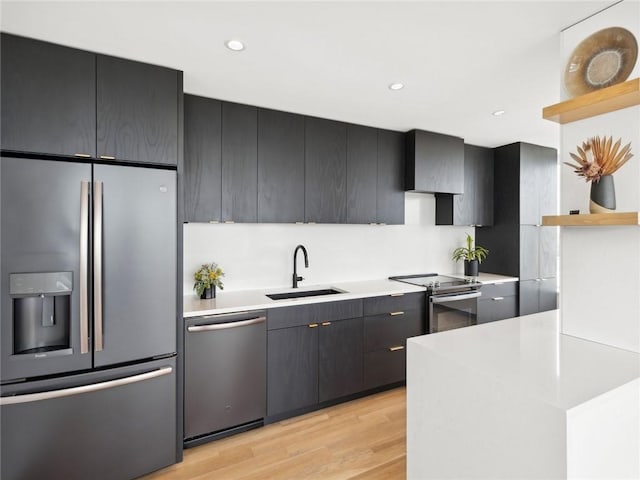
[{"x1": 434, "y1": 281, "x2": 441, "y2": 288}]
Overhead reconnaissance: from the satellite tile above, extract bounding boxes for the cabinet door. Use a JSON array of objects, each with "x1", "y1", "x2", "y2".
[
  {"x1": 184, "y1": 95, "x2": 222, "y2": 222},
  {"x1": 305, "y1": 117, "x2": 347, "y2": 223},
  {"x1": 539, "y1": 227, "x2": 558, "y2": 279},
  {"x1": 258, "y1": 109, "x2": 305, "y2": 223},
  {"x1": 221, "y1": 102, "x2": 258, "y2": 222},
  {"x1": 520, "y1": 143, "x2": 557, "y2": 224},
  {"x1": 267, "y1": 326, "x2": 318, "y2": 416},
  {"x1": 97, "y1": 55, "x2": 178, "y2": 165},
  {"x1": 1, "y1": 34, "x2": 95, "y2": 157},
  {"x1": 377, "y1": 129, "x2": 406, "y2": 225},
  {"x1": 319, "y1": 317, "x2": 363, "y2": 402},
  {"x1": 537, "y1": 146, "x2": 558, "y2": 218},
  {"x1": 519, "y1": 279, "x2": 539, "y2": 316},
  {"x1": 475, "y1": 145, "x2": 494, "y2": 226},
  {"x1": 519, "y1": 226, "x2": 539, "y2": 281},
  {"x1": 346, "y1": 124, "x2": 377, "y2": 224},
  {"x1": 406, "y1": 130, "x2": 464, "y2": 194},
  {"x1": 539, "y1": 277, "x2": 558, "y2": 312},
  {"x1": 452, "y1": 145, "x2": 477, "y2": 226}
]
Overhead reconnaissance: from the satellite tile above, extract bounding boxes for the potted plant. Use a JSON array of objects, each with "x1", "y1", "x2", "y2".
[
  {"x1": 193, "y1": 262, "x2": 224, "y2": 299},
  {"x1": 451, "y1": 233, "x2": 489, "y2": 277}
]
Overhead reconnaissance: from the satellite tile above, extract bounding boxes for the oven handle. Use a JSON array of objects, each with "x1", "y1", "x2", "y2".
[{"x1": 430, "y1": 291, "x2": 482, "y2": 304}]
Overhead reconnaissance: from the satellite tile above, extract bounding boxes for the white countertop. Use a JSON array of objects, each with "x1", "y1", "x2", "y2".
[
  {"x1": 408, "y1": 310, "x2": 640, "y2": 410},
  {"x1": 184, "y1": 278, "x2": 425, "y2": 317},
  {"x1": 448, "y1": 272, "x2": 519, "y2": 284}
]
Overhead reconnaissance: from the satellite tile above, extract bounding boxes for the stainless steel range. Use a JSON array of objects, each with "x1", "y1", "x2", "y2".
[{"x1": 389, "y1": 274, "x2": 482, "y2": 333}]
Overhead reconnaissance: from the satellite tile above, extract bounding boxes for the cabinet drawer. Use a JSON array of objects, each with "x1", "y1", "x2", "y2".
[
  {"x1": 363, "y1": 348, "x2": 406, "y2": 390},
  {"x1": 479, "y1": 282, "x2": 517, "y2": 299},
  {"x1": 363, "y1": 292, "x2": 424, "y2": 316},
  {"x1": 267, "y1": 299, "x2": 363, "y2": 330},
  {"x1": 478, "y1": 295, "x2": 518, "y2": 324},
  {"x1": 363, "y1": 310, "x2": 424, "y2": 352}
]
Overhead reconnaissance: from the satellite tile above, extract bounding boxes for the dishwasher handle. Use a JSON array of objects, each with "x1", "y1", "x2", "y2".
[{"x1": 188, "y1": 316, "x2": 266, "y2": 332}]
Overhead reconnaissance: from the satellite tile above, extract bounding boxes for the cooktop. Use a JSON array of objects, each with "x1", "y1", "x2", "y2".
[{"x1": 389, "y1": 273, "x2": 481, "y2": 292}]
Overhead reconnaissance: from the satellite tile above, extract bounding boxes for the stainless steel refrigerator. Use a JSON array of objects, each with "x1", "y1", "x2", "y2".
[{"x1": 1, "y1": 156, "x2": 178, "y2": 480}]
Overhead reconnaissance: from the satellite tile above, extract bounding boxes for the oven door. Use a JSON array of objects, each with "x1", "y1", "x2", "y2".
[{"x1": 429, "y1": 291, "x2": 482, "y2": 333}]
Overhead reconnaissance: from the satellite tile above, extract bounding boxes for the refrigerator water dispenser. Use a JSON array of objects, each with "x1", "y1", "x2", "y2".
[{"x1": 10, "y1": 272, "x2": 72, "y2": 355}]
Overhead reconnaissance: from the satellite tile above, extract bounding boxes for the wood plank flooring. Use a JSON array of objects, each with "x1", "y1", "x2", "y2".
[{"x1": 142, "y1": 387, "x2": 406, "y2": 480}]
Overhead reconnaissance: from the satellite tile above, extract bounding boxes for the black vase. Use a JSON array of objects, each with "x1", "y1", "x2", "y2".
[
  {"x1": 464, "y1": 259, "x2": 479, "y2": 277},
  {"x1": 200, "y1": 285, "x2": 216, "y2": 300},
  {"x1": 590, "y1": 175, "x2": 616, "y2": 213}
]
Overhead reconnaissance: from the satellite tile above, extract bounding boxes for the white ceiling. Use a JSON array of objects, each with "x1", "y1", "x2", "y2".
[{"x1": 1, "y1": 1, "x2": 615, "y2": 149}]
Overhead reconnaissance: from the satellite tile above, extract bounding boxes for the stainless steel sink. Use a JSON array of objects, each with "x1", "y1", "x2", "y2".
[{"x1": 266, "y1": 288, "x2": 344, "y2": 300}]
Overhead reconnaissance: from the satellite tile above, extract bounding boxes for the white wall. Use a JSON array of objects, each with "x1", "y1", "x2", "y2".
[
  {"x1": 183, "y1": 193, "x2": 471, "y2": 294},
  {"x1": 559, "y1": 0, "x2": 640, "y2": 353}
]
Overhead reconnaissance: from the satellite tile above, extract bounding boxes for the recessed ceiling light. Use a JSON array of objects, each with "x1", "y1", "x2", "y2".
[
  {"x1": 388, "y1": 83, "x2": 404, "y2": 91},
  {"x1": 492, "y1": 110, "x2": 506, "y2": 116},
  {"x1": 226, "y1": 40, "x2": 245, "y2": 51}
]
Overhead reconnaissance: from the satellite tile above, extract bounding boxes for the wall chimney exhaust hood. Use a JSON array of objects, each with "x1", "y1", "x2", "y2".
[{"x1": 405, "y1": 129, "x2": 464, "y2": 194}]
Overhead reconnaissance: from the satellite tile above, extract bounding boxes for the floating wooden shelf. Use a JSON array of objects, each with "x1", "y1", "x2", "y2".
[
  {"x1": 542, "y1": 212, "x2": 640, "y2": 226},
  {"x1": 542, "y1": 78, "x2": 640, "y2": 124}
]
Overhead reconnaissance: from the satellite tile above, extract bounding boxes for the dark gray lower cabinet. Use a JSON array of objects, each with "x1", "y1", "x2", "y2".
[
  {"x1": 267, "y1": 325, "x2": 318, "y2": 416},
  {"x1": 266, "y1": 295, "x2": 425, "y2": 420},
  {"x1": 520, "y1": 278, "x2": 557, "y2": 316},
  {"x1": 363, "y1": 310, "x2": 423, "y2": 390},
  {"x1": 1, "y1": 358, "x2": 176, "y2": 480},
  {"x1": 477, "y1": 282, "x2": 518, "y2": 324},
  {"x1": 319, "y1": 317, "x2": 363, "y2": 402}
]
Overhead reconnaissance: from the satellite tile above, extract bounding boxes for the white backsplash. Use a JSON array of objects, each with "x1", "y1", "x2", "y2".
[{"x1": 183, "y1": 193, "x2": 472, "y2": 294}]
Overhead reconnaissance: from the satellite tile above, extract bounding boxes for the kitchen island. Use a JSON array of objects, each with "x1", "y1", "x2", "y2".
[{"x1": 407, "y1": 310, "x2": 640, "y2": 479}]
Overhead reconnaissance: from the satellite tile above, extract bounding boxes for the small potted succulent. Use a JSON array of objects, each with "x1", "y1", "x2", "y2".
[
  {"x1": 451, "y1": 233, "x2": 489, "y2": 277},
  {"x1": 193, "y1": 262, "x2": 224, "y2": 299}
]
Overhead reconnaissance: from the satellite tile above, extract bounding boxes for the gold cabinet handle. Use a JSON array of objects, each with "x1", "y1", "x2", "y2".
[
  {"x1": 99, "y1": 155, "x2": 115, "y2": 160},
  {"x1": 308, "y1": 323, "x2": 319, "y2": 328},
  {"x1": 389, "y1": 311, "x2": 404, "y2": 316},
  {"x1": 390, "y1": 293, "x2": 404, "y2": 297},
  {"x1": 321, "y1": 321, "x2": 331, "y2": 326},
  {"x1": 74, "y1": 153, "x2": 91, "y2": 158},
  {"x1": 224, "y1": 220, "x2": 235, "y2": 224},
  {"x1": 389, "y1": 345, "x2": 405, "y2": 352}
]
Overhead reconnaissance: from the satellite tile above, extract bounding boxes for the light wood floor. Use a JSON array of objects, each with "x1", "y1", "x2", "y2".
[{"x1": 142, "y1": 387, "x2": 406, "y2": 480}]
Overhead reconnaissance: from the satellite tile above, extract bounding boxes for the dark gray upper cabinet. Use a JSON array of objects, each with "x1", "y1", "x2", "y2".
[
  {"x1": 221, "y1": 102, "x2": 258, "y2": 223},
  {"x1": 184, "y1": 95, "x2": 222, "y2": 222},
  {"x1": 346, "y1": 124, "x2": 378, "y2": 224},
  {"x1": 305, "y1": 117, "x2": 347, "y2": 223},
  {"x1": 1, "y1": 33, "x2": 96, "y2": 157},
  {"x1": 377, "y1": 129, "x2": 406, "y2": 225},
  {"x1": 97, "y1": 55, "x2": 179, "y2": 165},
  {"x1": 435, "y1": 144, "x2": 493, "y2": 226},
  {"x1": 258, "y1": 109, "x2": 305, "y2": 223},
  {"x1": 493, "y1": 142, "x2": 557, "y2": 225},
  {"x1": 405, "y1": 129, "x2": 464, "y2": 194}
]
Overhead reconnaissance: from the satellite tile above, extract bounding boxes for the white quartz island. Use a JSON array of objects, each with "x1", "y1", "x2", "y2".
[{"x1": 407, "y1": 311, "x2": 640, "y2": 479}]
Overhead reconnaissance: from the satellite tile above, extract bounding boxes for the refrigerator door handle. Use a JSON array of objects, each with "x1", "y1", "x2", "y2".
[
  {"x1": 80, "y1": 181, "x2": 90, "y2": 354},
  {"x1": 93, "y1": 181, "x2": 104, "y2": 352},
  {"x1": 0, "y1": 366, "x2": 173, "y2": 406}
]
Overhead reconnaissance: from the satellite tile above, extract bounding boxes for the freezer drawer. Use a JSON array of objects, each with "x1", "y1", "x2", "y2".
[
  {"x1": 1, "y1": 357, "x2": 177, "y2": 480},
  {"x1": 185, "y1": 311, "x2": 266, "y2": 442}
]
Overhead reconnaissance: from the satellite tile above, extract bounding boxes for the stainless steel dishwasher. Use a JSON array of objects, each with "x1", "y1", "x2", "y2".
[{"x1": 184, "y1": 310, "x2": 266, "y2": 447}]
